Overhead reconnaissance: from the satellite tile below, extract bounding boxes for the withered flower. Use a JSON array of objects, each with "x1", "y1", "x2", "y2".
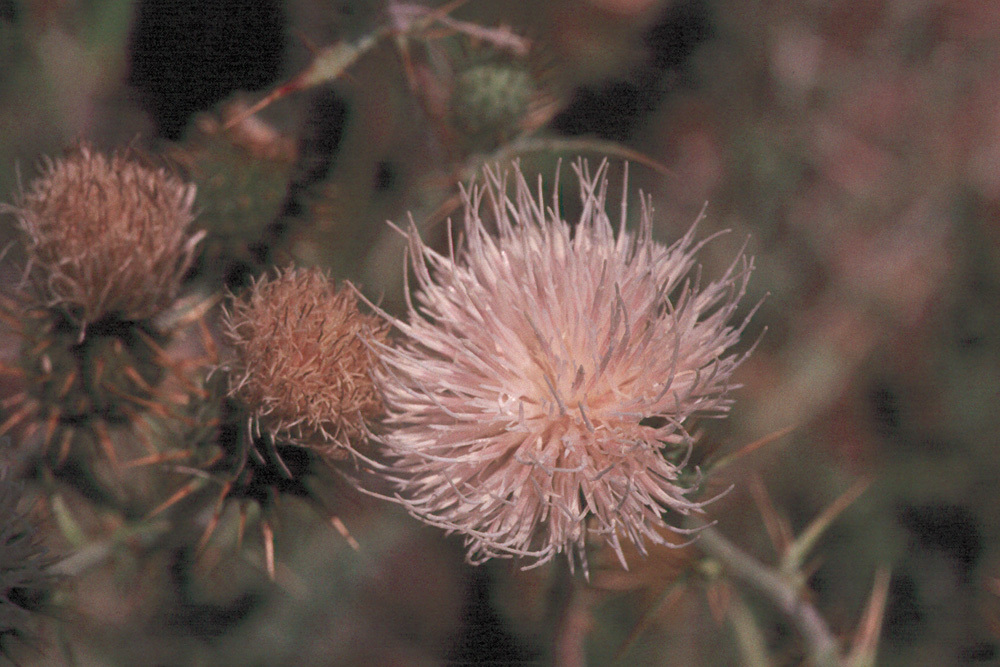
[
  {"x1": 223, "y1": 267, "x2": 388, "y2": 455},
  {"x1": 0, "y1": 143, "x2": 203, "y2": 469},
  {"x1": 9, "y1": 142, "x2": 203, "y2": 326},
  {"x1": 372, "y1": 160, "x2": 755, "y2": 572}
]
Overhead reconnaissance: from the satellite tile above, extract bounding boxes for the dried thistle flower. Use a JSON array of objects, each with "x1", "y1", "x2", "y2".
[
  {"x1": 372, "y1": 160, "x2": 755, "y2": 572},
  {"x1": 223, "y1": 267, "x2": 388, "y2": 454},
  {"x1": 8, "y1": 142, "x2": 203, "y2": 326}
]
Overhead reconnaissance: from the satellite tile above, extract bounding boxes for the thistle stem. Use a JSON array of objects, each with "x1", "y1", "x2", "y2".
[
  {"x1": 548, "y1": 560, "x2": 589, "y2": 667},
  {"x1": 695, "y1": 525, "x2": 841, "y2": 667}
]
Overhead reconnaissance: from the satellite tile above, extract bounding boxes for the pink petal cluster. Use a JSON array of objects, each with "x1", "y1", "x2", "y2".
[{"x1": 375, "y1": 160, "x2": 754, "y2": 571}]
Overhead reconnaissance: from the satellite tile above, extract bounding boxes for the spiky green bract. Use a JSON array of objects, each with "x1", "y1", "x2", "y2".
[
  {"x1": 21, "y1": 311, "x2": 166, "y2": 426},
  {"x1": 0, "y1": 469, "x2": 57, "y2": 661}
]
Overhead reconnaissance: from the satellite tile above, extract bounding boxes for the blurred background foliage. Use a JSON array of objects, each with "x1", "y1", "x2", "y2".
[{"x1": 1, "y1": 0, "x2": 1000, "y2": 664}]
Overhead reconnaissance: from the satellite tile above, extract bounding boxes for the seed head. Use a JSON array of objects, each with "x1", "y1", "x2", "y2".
[
  {"x1": 223, "y1": 267, "x2": 388, "y2": 454},
  {"x1": 9, "y1": 142, "x2": 203, "y2": 325},
  {"x1": 373, "y1": 160, "x2": 755, "y2": 571}
]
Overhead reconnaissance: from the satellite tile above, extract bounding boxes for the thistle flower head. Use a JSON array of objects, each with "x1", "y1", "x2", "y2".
[
  {"x1": 8, "y1": 142, "x2": 203, "y2": 325},
  {"x1": 374, "y1": 160, "x2": 755, "y2": 571},
  {"x1": 223, "y1": 267, "x2": 388, "y2": 454}
]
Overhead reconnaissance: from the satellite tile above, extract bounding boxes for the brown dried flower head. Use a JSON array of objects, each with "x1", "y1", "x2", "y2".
[
  {"x1": 9, "y1": 142, "x2": 203, "y2": 325},
  {"x1": 372, "y1": 160, "x2": 755, "y2": 572},
  {"x1": 223, "y1": 267, "x2": 388, "y2": 454}
]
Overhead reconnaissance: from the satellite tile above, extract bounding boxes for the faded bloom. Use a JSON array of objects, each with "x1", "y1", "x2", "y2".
[
  {"x1": 223, "y1": 267, "x2": 388, "y2": 454},
  {"x1": 373, "y1": 160, "x2": 754, "y2": 570},
  {"x1": 8, "y1": 142, "x2": 203, "y2": 325}
]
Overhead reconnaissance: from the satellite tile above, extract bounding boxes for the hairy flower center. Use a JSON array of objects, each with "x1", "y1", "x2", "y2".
[{"x1": 514, "y1": 342, "x2": 618, "y2": 435}]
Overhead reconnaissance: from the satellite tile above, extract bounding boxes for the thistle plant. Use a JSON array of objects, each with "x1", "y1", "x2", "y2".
[
  {"x1": 0, "y1": 143, "x2": 204, "y2": 473},
  {"x1": 367, "y1": 159, "x2": 755, "y2": 573},
  {"x1": 0, "y1": 3, "x2": 901, "y2": 665},
  {"x1": 149, "y1": 267, "x2": 387, "y2": 577},
  {"x1": 450, "y1": 57, "x2": 535, "y2": 152}
]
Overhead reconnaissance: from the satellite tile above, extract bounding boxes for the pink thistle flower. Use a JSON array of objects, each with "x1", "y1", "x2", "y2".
[{"x1": 373, "y1": 160, "x2": 755, "y2": 572}]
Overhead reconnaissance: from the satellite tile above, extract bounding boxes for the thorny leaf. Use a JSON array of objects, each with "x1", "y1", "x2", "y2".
[
  {"x1": 781, "y1": 477, "x2": 871, "y2": 575},
  {"x1": 846, "y1": 566, "x2": 891, "y2": 667}
]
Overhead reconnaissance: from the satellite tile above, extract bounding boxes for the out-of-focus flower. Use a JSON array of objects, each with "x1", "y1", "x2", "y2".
[
  {"x1": 450, "y1": 58, "x2": 535, "y2": 151},
  {"x1": 223, "y1": 267, "x2": 388, "y2": 455},
  {"x1": 8, "y1": 142, "x2": 203, "y2": 326},
  {"x1": 372, "y1": 160, "x2": 754, "y2": 571},
  {"x1": 0, "y1": 468, "x2": 57, "y2": 660}
]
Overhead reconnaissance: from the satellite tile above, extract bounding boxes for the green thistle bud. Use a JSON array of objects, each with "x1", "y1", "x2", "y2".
[
  {"x1": 168, "y1": 106, "x2": 295, "y2": 288},
  {"x1": 451, "y1": 61, "x2": 534, "y2": 151}
]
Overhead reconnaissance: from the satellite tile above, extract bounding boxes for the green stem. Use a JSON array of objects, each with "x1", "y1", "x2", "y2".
[
  {"x1": 547, "y1": 559, "x2": 589, "y2": 667},
  {"x1": 728, "y1": 592, "x2": 773, "y2": 667},
  {"x1": 49, "y1": 519, "x2": 173, "y2": 577},
  {"x1": 696, "y1": 525, "x2": 841, "y2": 667}
]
